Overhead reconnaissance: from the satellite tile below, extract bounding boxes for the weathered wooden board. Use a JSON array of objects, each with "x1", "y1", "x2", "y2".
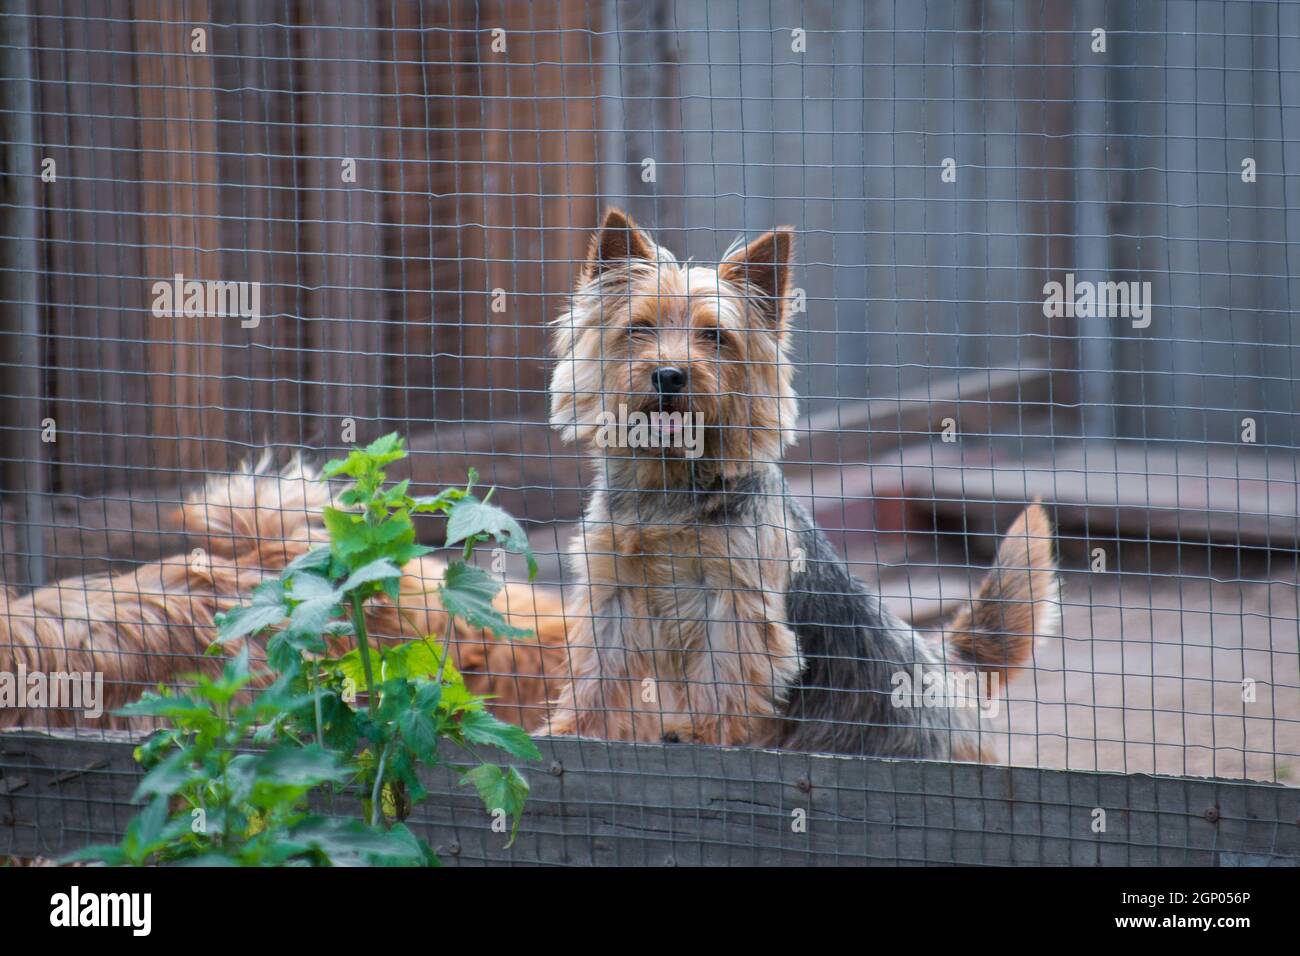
[
  {"x1": 2, "y1": 732, "x2": 1295, "y2": 866},
  {"x1": 868, "y1": 439, "x2": 1300, "y2": 549}
]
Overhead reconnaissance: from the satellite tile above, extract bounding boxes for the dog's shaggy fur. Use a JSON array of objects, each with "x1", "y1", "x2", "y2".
[
  {"x1": 0, "y1": 457, "x2": 568, "y2": 731},
  {"x1": 539, "y1": 208, "x2": 1062, "y2": 759}
]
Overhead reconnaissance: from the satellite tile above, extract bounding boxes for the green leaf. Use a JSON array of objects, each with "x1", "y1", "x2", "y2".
[
  {"x1": 437, "y1": 562, "x2": 531, "y2": 639},
  {"x1": 266, "y1": 627, "x2": 325, "y2": 671},
  {"x1": 381, "y1": 478, "x2": 411, "y2": 504},
  {"x1": 397, "y1": 700, "x2": 440, "y2": 758},
  {"x1": 247, "y1": 671, "x2": 315, "y2": 722},
  {"x1": 255, "y1": 744, "x2": 351, "y2": 788},
  {"x1": 379, "y1": 641, "x2": 447, "y2": 682},
  {"x1": 362, "y1": 432, "x2": 405, "y2": 462},
  {"x1": 282, "y1": 545, "x2": 332, "y2": 577},
  {"x1": 387, "y1": 541, "x2": 433, "y2": 568},
  {"x1": 222, "y1": 753, "x2": 259, "y2": 806},
  {"x1": 460, "y1": 764, "x2": 530, "y2": 847},
  {"x1": 246, "y1": 748, "x2": 350, "y2": 813},
  {"x1": 323, "y1": 507, "x2": 369, "y2": 560},
  {"x1": 327, "y1": 645, "x2": 436, "y2": 697},
  {"x1": 116, "y1": 692, "x2": 210, "y2": 722},
  {"x1": 287, "y1": 816, "x2": 433, "y2": 867},
  {"x1": 132, "y1": 748, "x2": 201, "y2": 802},
  {"x1": 286, "y1": 571, "x2": 337, "y2": 601},
  {"x1": 326, "y1": 647, "x2": 374, "y2": 696},
  {"x1": 372, "y1": 517, "x2": 413, "y2": 545},
  {"x1": 215, "y1": 580, "x2": 288, "y2": 642},
  {"x1": 340, "y1": 557, "x2": 404, "y2": 594},
  {"x1": 445, "y1": 499, "x2": 538, "y2": 578},
  {"x1": 439, "y1": 680, "x2": 484, "y2": 715},
  {"x1": 286, "y1": 595, "x2": 341, "y2": 639},
  {"x1": 133, "y1": 728, "x2": 182, "y2": 769},
  {"x1": 386, "y1": 750, "x2": 430, "y2": 807},
  {"x1": 121, "y1": 794, "x2": 172, "y2": 863},
  {"x1": 322, "y1": 433, "x2": 406, "y2": 481},
  {"x1": 79, "y1": 434, "x2": 545, "y2": 868},
  {"x1": 61, "y1": 843, "x2": 128, "y2": 866},
  {"x1": 458, "y1": 710, "x2": 542, "y2": 761},
  {"x1": 174, "y1": 852, "x2": 241, "y2": 867},
  {"x1": 409, "y1": 488, "x2": 464, "y2": 514},
  {"x1": 185, "y1": 648, "x2": 255, "y2": 706},
  {"x1": 222, "y1": 647, "x2": 253, "y2": 686},
  {"x1": 322, "y1": 455, "x2": 361, "y2": 480}
]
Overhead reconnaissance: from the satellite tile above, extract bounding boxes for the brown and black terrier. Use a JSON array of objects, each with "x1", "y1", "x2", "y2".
[{"x1": 541, "y1": 207, "x2": 1061, "y2": 759}]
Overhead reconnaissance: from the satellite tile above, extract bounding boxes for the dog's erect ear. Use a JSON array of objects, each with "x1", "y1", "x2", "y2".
[
  {"x1": 719, "y1": 227, "x2": 795, "y2": 326},
  {"x1": 583, "y1": 207, "x2": 656, "y2": 282}
]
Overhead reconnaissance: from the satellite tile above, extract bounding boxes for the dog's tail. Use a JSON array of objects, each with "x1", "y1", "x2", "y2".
[
  {"x1": 177, "y1": 452, "x2": 330, "y2": 591},
  {"x1": 941, "y1": 502, "x2": 1061, "y2": 679}
]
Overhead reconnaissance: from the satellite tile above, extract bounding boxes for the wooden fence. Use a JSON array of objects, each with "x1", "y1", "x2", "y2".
[
  {"x1": 8, "y1": 0, "x2": 600, "y2": 497},
  {"x1": 2, "y1": 731, "x2": 1297, "y2": 866},
  {"x1": 7, "y1": 0, "x2": 1298, "y2": 514}
]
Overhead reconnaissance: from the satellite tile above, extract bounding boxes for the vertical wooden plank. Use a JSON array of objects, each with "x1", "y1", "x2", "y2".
[
  {"x1": 295, "y1": 1, "x2": 387, "y2": 445},
  {"x1": 32, "y1": 0, "x2": 149, "y2": 497},
  {"x1": 472, "y1": 0, "x2": 599, "y2": 428},
  {"x1": 0, "y1": 0, "x2": 50, "y2": 585},
  {"x1": 1035, "y1": 0, "x2": 1084, "y2": 422},
  {"x1": 378, "y1": 0, "x2": 598, "y2": 434},
  {"x1": 377, "y1": 0, "x2": 439, "y2": 429},
  {"x1": 599, "y1": 0, "x2": 686, "y2": 236},
  {"x1": 214, "y1": 0, "x2": 302, "y2": 457},
  {"x1": 132, "y1": 0, "x2": 226, "y2": 479}
]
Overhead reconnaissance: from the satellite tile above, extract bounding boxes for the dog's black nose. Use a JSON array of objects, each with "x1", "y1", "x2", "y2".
[{"x1": 651, "y1": 366, "x2": 687, "y2": 394}]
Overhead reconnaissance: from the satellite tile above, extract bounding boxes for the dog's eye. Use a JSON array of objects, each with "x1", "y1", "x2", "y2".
[{"x1": 700, "y1": 326, "x2": 727, "y2": 348}]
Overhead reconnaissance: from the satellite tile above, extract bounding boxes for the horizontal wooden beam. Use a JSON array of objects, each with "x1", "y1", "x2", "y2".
[
  {"x1": 791, "y1": 362, "x2": 1053, "y2": 469},
  {"x1": 887, "y1": 438, "x2": 1300, "y2": 550},
  {"x1": 2, "y1": 731, "x2": 1294, "y2": 866}
]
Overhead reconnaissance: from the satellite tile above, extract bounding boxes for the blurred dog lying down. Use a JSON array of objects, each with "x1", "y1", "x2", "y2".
[{"x1": 0, "y1": 457, "x2": 569, "y2": 732}]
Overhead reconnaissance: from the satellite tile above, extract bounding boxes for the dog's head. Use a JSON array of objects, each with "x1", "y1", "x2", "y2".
[{"x1": 549, "y1": 207, "x2": 799, "y2": 475}]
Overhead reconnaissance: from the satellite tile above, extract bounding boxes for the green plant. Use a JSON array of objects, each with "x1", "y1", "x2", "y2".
[{"x1": 70, "y1": 433, "x2": 540, "y2": 866}]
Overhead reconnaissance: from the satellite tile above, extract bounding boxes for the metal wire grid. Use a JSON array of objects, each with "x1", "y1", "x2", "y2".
[{"x1": 0, "y1": 0, "x2": 1296, "y2": 863}]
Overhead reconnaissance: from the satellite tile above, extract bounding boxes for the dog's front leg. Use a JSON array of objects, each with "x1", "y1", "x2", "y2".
[
  {"x1": 540, "y1": 583, "x2": 640, "y2": 740},
  {"x1": 684, "y1": 610, "x2": 800, "y2": 749}
]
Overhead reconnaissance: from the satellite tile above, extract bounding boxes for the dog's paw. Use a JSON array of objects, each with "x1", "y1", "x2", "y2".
[{"x1": 538, "y1": 709, "x2": 578, "y2": 737}]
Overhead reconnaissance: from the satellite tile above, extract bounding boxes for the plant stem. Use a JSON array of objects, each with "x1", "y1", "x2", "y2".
[
  {"x1": 312, "y1": 670, "x2": 324, "y2": 749},
  {"x1": 436, "y1": 609, "x2": 456, "y2": 685},
  {"x1": 220, "y1": 707, "x2": 231, "y2": 849},
  {"x1": 371, "y1": 741, "x2": 391, "y2": 827},
  {"x1": 352, "y1": 592, "x2": 378, "y2": 718}
]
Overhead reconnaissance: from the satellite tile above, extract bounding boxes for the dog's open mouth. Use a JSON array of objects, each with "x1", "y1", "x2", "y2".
[
  {"x1": 651, "y1": 410, "x2": 683, "y2": 438},
  {"x1": 610, "y1": 397, "x2": 704, "y2": 458}
]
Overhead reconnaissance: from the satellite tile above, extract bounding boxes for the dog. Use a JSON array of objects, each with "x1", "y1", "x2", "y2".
[
  {"x1": 539, "y1": 208, "x2": 1061, "y2": 759},
  {"x1": 0, "y1": 456, "x2": 568, "y2": 731}
]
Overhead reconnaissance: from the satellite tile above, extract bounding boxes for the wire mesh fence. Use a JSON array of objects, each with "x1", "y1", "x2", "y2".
[{"x1": 0, "y1": 0, "x2": 1297, "y2": 865}]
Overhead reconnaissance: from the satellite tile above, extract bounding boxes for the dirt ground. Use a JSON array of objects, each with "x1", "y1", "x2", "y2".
[
  {"x1": 528, "y1": 523, "x2": 1299, "y2": 785},
  {"x1": 984, "y1": 567, "x2": 1298, "y2": 783}
]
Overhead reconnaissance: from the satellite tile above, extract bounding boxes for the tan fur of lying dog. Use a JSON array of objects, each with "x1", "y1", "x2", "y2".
[{"x1": 0, "y1": 458, "x2": 568, "y2": 732}]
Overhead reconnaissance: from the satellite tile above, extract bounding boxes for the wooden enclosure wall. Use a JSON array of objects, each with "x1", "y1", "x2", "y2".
[
  {"x1": 600, "y1": 0, "x2": 1300, "y2": 448},
  {"x1": 6, "y1": 0, "x2": 1300, "y2": 546},
  {"x1": 599, "y1": 0, "x2": 1077, "y2": 423},
  {"x1": 4, "y1": 731, "x2": 1297, "y2": 866},
  {"x1": 18, "y1": 0, "x2": 600, "y2": 497}
]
